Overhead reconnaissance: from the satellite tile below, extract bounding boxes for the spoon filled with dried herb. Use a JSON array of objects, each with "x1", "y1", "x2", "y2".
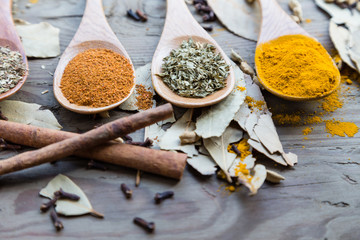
[
  {"x1": 53, "y1": 0, "x2": 135, "y2": 114},
  {"x1": 151, "y1": 0, "x2": 235, "y2": 108},
  {"x1": 255, "y1": 0, "x2": 340, "y2": 101},
  {"x1": 0, "y1": 0, "x2": 28, "y2": 100}
]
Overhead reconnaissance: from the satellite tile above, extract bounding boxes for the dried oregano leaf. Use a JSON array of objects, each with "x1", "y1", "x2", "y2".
[
  {"x1": 157, "y1": 38, "x2": 229, "y2": 98},
  {"x1": 39, "y1": 174, "x2": 103, "y2": 217}
]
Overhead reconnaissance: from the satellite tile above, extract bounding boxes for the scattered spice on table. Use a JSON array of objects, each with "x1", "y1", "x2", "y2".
[
  {"x1": 60, "y1": 48, "x2": 134, "y2": 108},
  {"x1": 0, "y1": 46, "x2": 26, "y2": 94},
  {"x1": 135, "y1": 84, "x2": 153, "y2": 110},
  {"x1": 325, "y1": 119, "x2": 359, "y2": 137},
  {"x1": 157, "y1": 38, "x2": 229, "y2": 98},
  {"x1": 255, "y1": 34, "x2": 340, "y2": 98}
]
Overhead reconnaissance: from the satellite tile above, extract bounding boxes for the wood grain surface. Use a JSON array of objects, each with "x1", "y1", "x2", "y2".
[{"x1": 1, "y1": 0, "x2": 360, "y2": 239}]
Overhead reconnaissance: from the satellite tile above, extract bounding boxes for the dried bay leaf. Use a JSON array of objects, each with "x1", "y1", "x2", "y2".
[
  {"x1": 348, "y1": 24, "x2": 360, "y2": 71},
  {"x1": 144, "y1": 123, "x2": 165, "y2": 150},
  {"x1": 266, "y1": 169, "x2": 285, "y2": 183},
  {"x1": 159, "y1": 110, "x2": 198, "y2": 157},
  {"x1": 203, "y1": 124, "x2": 243, "y2": 181},
  {"x1": 329, "y1": 21, "x2": 357, "y2": 70},
  {"x1": 0, "y1": 100, "x2": 62, "y2": 130},
  {"x1": 187, "y1": 154, "x2": 217, "y2": 175},
  {"x1": 314, "y1": 0, "x2": 360, "y2": 24},
  {"x1": 233, "y1": 72, "x2": 296, "y2": 166},
  {"x1": 120, "y1": 63, "x2": 155, "y2": 111},
  {"x1": 39, "y1": 174, "x2": 103, "y2": 218},
  {"x1": 229, "y1": 154, "x2": 256, "y2": 177},
  {"x1": 14, "y1": 20, "x2": 60, "y2": 58},
  {"x1": 207, "y1": 0, "x2": 261, "y2": 41},
  {"x1": 195, "y1": 61, "x2": 246, "y2": 138}
]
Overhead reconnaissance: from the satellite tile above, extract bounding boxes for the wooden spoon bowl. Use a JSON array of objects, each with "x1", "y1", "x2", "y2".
[
  {"x1": 151, "y1": 0, "x2": 235, "y2": 108},
  {"x1": 0, "y1": 0, "x2": 29, "y2": 101},
  {"x1": 53, "y1": 0, "x2": 135, "y2": 114},
  {"x1": 256, "y1": 0, "x2": 340, "y2": 101}
]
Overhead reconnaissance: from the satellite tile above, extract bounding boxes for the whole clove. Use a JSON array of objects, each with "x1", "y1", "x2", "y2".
[
  {"x1": 201, "y1": 25, "x2": 213, "y2": 32},
  {"x1": 0, "y1": 111, "x2": 8, "y2": 121},
  {"x1": 127, "y1": 9, "x2": 141, "y2": 21},
  {"x1": 87, "y1": 159, "x2": 108, "y2": 171},
  {"x1": 133, "y1": 217, "x2": 155, "y2": 233},
  {"x1": 193, "y1": 0, "x2": 207, "y2": 4},
  {"x1": 40, "y1": 196, "x2": 59, "y2": 213},
  {"x1": 195, "y1": 4, "x2": 212, "y2": 13},
  {"x1": 202, "y1": 11, "x2": 216, "y2": 22},
  {"x1": 136, "y1": 9, "x2": 148, "y2": 22},
  {"x1": 126, "y1": 137, "x2": 153, "y2": 148},
  {"x1": 154, "y1": 191, "x2": 174, "y2": 204},
  {"x1": 231, "y1": 144, "x2": 241, "y2": 156},
  {"x1": 120, "y1": 183, "x2": 133, "y2": 198},
  {"x1": 54, "y1": 188, "x2": 80, "y2": 201},
  {"x1": 50, "y1": 209, "x2": 64, "y2": 231}
]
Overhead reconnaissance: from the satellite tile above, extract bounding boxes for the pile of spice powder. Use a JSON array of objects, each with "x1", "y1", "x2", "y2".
[
  {"x1": 60, "y1": 48, "x2": 134, "y2": 108},
  {"x1": 255, "y1": 34, "x2": 339, "y2": 98},
  {"x1": 135, "y1": 84, "x2": 153, "y2": 110},
  {"x1": 156, "y1": 38, "x2": 229, "y2": 98},
  {"x1": 0, "y1": 46, "x2": 26, "y2": 94}
]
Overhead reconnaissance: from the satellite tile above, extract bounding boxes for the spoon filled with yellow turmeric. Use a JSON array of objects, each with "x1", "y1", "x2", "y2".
[{"x1": 255, "y1": 0, "x2": 340, "y2": 101}]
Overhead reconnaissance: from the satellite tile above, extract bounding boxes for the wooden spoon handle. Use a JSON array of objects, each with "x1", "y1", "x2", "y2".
[
  {"x1": 163, "y1": 0, "x2": 207, "y2": 38},
  {"x1": 69, "y1": 0, "x2": 118, "y2": 46},
  {"x1": 257, "y1": 0, "x2": 307, "y2": 44},
  {"x1": 0, "y1": 0, "x2": 21, "y2": 45}
]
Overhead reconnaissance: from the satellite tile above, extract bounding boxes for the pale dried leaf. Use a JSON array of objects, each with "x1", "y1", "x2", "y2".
[
  {"x1": 187, "y1": 154, "x2": 217, "y2": 175},
  {"x1": 0, "y1": 100, "x2": 62, "y2": 130},
  {"x1": 247, "y1": 139, "x2": 287, "y2": 166},
  {"x1": 39, "y1": 174, "x2": 103, "y2": 217},
  {"x1": 159, "y1": 110, "x2": 198, "y2": 156},
  {"x1": 348, "y1": 25, "x2": 360, "y2": 71},
  {"x1": 329, "y1": 20, "x2": 357, "y2": 70},
  {"x1": 266, "y1": 169, "x2": 285, "y2": 183},
  {"x1": 237, "y1": 164, "x2": 266, "y2": 195},
  {"x1": 144, "y1": 123, "x2": 165, "y2": 149},
  {"x1": 203, "y1": 125, "x2": 243, "y2": 180},
  {"x1": 314, "y1": 0, "x2": 358, "y2": 24},
  {"x1": 207, "y1": 0, "x2": 261, "y2": 41},
  {"x1": 15, "y1": 20, "x2": 60, "y2": 58},
  {"x1": 229, "y1": 154, "x2": 256, "y2": 177},
  {"x1": 120, "y1": 63, "x2": 155, "y2": 111},
  {"x1": 195, "y1": 62, "x2": 246, "y2": 138}
]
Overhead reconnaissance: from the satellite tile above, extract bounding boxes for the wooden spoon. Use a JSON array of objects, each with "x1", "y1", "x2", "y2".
[
  {"x1": 151, "y1": 0, "x2": 235, "y2": 108},
  {"x1": 256, "y1": 0, "x2": 340, "y2": 101},
  {"x1": 53, "y1": 0, "x2": 135, "y2": 114},
  {"x1": 0, "y1": 0, "x2": 28, "y2": 101}
]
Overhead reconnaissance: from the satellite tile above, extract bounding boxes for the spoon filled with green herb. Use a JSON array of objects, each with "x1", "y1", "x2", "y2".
[
  {"x1": 0, "y1": 0, "x2": 28, "y2": 101},
  {"x1": 151, "y1": 0, "x2": 235, "y2": 108}
]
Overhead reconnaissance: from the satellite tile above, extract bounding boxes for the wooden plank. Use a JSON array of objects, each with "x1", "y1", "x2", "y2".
[{"x1": 0, "y1": 0, "x2": 359, "y2": 239}]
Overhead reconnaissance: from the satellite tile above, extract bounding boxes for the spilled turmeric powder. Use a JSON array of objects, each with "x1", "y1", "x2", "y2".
[
  {"x1": 255, "y1": 34, "x2": 340, "y2": 98},
  {"x1": 272, "y1": 113, "x2": 302, "y2": 125},
  {"x1": 302, "y1": 127, "x2": 312, "y2": 135},
  {"x1": 228, "y1": 138, "x2": 251, "y2": 160},
  {"x1": 325, "y1": 120, "x2": 359, "y2": 137},
  {"x1": 245, "y1": 96, "x2": 265, "y2": 111}
]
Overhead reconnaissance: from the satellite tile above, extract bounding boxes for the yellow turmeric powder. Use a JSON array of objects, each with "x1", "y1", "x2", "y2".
[
  {"x1": 325, "y1": 120, "x2": 359, "y2": 137},
  {"x1": 245, "y1": 96, "x2": 265, "y2": 111},
  {"x1": 255, "y1": 34, "x2": 339, "y2": 98}
]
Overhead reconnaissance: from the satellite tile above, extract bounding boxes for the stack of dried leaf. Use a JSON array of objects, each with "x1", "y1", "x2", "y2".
[{"x1": 144, "y1": 52, "x2": 296, "y2": 195}]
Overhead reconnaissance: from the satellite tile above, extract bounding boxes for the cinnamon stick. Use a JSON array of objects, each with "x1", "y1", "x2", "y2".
[{"x1": 0, "y1": 104, "x2": 186, "y2": 179}]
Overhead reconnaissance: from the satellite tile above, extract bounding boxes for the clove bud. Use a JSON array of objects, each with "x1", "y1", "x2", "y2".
[
  {"x1": 136, "y1": 9, "x2": 148, "y2": 22},
  {"x1": 127, "y1": 9, "x2": 141, "y2": 21},
  {"x1": 54, "y1": 188, "x2": 80, "y2": 201},
  {"x1": 40, "y1": 196, "x2": 59, "y2": 212},
  {"x1": 120, "y1": 183, "x2": 133, "y2": 199},
  {"x1": 154, "y1": 191, "x2": 174, "y2": 204},
  {"x1": 50, "y1": 209, "x2": 64, "y2": 231},
  {"x1": 231, "y1": 144, "x2": 241, "y2": 156},
  {"x1": 133, "y1": 217, "x2": 155, "y2": 233},
  {"x1": 87, "y1": 159, "x2": 108, "y2": 171}
]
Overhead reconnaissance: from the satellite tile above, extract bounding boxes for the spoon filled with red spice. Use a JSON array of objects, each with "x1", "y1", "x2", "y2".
[
  {"x1": 53, "y1": 0, "x2": 136, "y2": 114},
  {"x1": 0, "y1": 0, "x2": 29, "y2": 101},
  {"x1": 151, "y1": 0, "x2": 235, "y2": 108},
  {"x1": 255, "y1": 0, "x2": 340, "y2": 101}
]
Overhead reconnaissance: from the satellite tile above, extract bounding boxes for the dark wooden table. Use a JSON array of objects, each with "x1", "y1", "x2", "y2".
[{"x1": 1, "y1": 0, "x2": 360, "y2": 239}]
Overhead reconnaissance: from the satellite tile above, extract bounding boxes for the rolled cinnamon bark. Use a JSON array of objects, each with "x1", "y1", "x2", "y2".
[{"x1": 0, "y1": 104, "x2": 187, "y2": 179}]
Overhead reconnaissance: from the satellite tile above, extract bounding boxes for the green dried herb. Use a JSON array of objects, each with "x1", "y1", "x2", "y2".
[
  {"x1": 0, "y1": 46, "x2": 26, "y2": 94},
  {"x1": 157, "y1": 39, "x2": 229, "y2": 98}
]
